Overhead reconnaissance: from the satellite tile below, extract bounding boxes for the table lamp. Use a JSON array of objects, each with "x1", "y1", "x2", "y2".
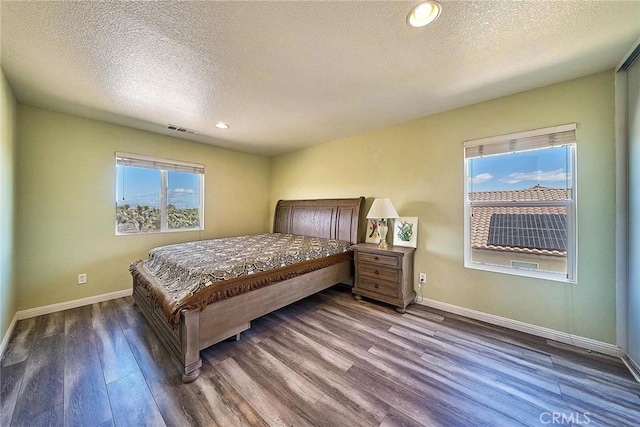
[{"x1": 366, "y1": 198, "x2": 399, "y2": 249}]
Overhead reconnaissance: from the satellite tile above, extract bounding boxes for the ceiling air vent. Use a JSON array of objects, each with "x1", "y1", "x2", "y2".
[{"x1": 167, "y1": 124, "x2": 199, "y2": 135}]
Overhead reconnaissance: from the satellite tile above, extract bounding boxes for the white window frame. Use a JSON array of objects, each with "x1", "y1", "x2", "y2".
[
  {"x1": 463, "y1": 124, "x2": 577, "y2": 283},
  {"x1": 115, "y1": 152, "x2": 205, "y2": 235}
]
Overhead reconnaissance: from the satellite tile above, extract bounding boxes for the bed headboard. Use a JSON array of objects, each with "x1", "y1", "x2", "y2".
[{"x1": 273, "y1": 197, "x2": 365, "y2": 245}]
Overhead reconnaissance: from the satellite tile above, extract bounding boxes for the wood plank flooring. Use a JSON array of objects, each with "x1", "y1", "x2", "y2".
[{"x1": 1, "y1": 285, "x2": 639, "y2": 426}]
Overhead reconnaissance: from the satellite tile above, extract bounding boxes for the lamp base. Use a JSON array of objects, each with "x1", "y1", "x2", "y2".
[{"x1": 378, "y1": 222, "x2": 389, "y2": 249}]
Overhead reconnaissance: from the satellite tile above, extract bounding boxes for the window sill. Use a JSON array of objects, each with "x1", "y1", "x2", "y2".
[
  {"x1": 465, "y1": 261, "x2": 576, "y2": 284},
  {"x1": 116, "y1": 227, "x2": 203, "y2": 236}
]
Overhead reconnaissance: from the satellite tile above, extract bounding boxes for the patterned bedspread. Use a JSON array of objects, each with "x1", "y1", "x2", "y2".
[{"x1": 130, "y1": 233, "x2": 352, "y2": 324}]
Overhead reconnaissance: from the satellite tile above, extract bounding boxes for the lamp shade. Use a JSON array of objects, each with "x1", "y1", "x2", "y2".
[{"x1": 366, "y1": 198, "x2": 399, "y2": 219}]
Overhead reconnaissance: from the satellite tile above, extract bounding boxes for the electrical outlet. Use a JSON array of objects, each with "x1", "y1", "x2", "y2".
[
  {"x1": 419, "y1": 273, "x2": 426, "y2": 284},
  {"x1": 77, "y1": 273, "x2": 87, "y2": 285}
]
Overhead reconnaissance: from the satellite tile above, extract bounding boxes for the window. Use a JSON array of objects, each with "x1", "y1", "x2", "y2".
[
  {"x1": 115, "y1": 153, "x2": 204, "y2": 234},
  {"x1": 463, "y1": 124, "x2": 577, "y2": 282}
]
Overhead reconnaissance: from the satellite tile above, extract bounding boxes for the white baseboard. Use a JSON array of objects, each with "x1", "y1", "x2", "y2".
[
  {"x1": 0, "y1": 312, "x2": 19, "y2": 358},
  {"x1": 622, "y1": 355, "x2": 640, "y2": 383},
  {"x1": 16, "y1": 289, "x2": 132, "y2": 320},
  {"x1": 416, "y1": 297, "x2": 622, "y2": 358}
]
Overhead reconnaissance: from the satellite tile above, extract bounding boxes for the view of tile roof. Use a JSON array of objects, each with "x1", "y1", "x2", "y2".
[{"x1": 470, "y1": 185, "x2": 569, "y2": 257}]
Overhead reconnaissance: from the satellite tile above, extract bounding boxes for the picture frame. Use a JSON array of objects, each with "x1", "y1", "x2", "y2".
[
  {"x1": 365, "y1": 218, "x2": 381, "y2": 244},
  {"x1": 393, "y1": 217, "x2": 418, "y2": 248}
]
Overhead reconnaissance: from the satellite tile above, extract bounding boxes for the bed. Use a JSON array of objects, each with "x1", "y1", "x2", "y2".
[{"x1": 130, "y1": 197, "x2": 364, "y2": 382}]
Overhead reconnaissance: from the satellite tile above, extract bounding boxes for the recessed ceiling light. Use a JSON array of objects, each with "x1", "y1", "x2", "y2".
[
  {"x1": 407, "y1": 1, "x2": 442, "y2": 28},
  {"x1": 215, "y1": 122, "x2": 230, "y2": 129}
]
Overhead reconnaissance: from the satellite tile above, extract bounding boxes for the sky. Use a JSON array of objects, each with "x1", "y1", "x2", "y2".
[
  {"x1": 116, "y1": 166, "x2": 200, "y2": 209},
  {"x1": 467, "y1": 146, "x2": 572, "y2": 192},
  {"x1": 116, "y1": 147, "x2": 567, "y2": 206}
]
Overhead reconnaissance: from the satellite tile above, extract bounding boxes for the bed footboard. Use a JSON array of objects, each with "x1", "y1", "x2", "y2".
[{"x1": 132, "y1": 279, "x2": 203, "y2": 382}]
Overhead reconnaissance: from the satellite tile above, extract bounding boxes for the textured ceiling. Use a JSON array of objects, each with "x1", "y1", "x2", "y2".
[{"x1": 1, "y1": 1, "x2": 639, "y2": 156}]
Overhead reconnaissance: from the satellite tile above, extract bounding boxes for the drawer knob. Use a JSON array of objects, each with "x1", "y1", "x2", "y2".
[
  {"x1": 374, "y1": 256, "x2": 379, "y2": 260},
  {"x1": 374, "y1": 284, "x2": 379, "y2": 288},
  {"x1": 374, "y1": 270, "x2": 379, "y2": 274}
]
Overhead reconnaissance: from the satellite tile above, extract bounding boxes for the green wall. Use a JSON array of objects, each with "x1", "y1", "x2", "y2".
[
  {"x1": 271, "y1": 71, "x2": 617, "y2": 344},
  {"x1": 1, "y1": 67, "x2": 18, "y2": 341},
  {"x1": 16, "y1": 105, "x2": 271, "y2": 310},
  {"x1": 7, "y1": 70, "x2": 619, "y2": 345}
]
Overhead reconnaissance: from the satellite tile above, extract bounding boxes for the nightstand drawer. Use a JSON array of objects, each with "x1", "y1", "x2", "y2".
[
  {"x1": 358, "y1": 265, "x2": 399, "y2": 282},
  {"x1": 357, "y1": 252, "x2": 399, "y2": 268},
  {"x1": 358, "y1": 277, "x2": 398, "y2": 298}
]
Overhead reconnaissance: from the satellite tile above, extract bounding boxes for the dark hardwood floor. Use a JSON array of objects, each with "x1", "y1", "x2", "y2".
[{"x1": 1, "y1": 285, "x2": 639, "y2": 426}]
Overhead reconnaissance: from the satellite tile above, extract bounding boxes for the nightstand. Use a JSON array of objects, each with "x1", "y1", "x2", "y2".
[{"x1": 351, "y1": 243, "x2": 416, "y2": 313}]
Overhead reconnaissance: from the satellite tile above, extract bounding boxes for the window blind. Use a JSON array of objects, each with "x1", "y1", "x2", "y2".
[
  {"x1": 115, "y1": 152, "x2": 204, "y2": 174},
  {"x1": 464, "y1": 123, "x2": 576, "y2": 159}
]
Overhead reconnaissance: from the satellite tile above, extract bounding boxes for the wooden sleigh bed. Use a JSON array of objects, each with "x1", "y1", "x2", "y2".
[{"x1": 130, "y1": 197, "x2": 364, "y2": 382}]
